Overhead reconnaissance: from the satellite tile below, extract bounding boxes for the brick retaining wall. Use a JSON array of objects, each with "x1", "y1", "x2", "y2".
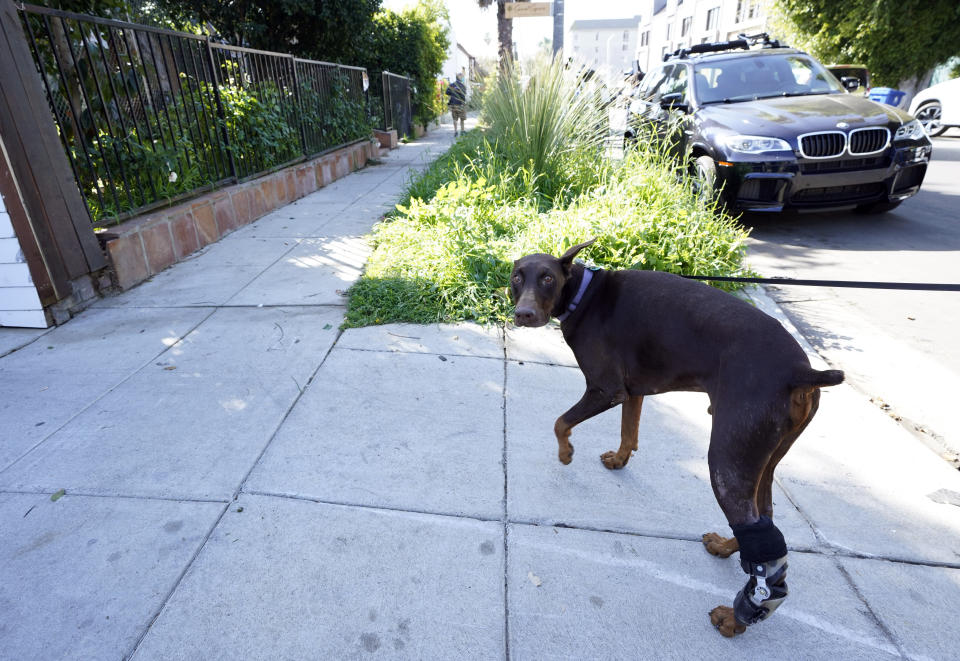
[{"x1": 101, "y1": 138, "x2": 379, "y2": 290}]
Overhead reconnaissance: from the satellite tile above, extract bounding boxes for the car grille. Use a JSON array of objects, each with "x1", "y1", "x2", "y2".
[
  {"x1": 791, "y1": 182, "x2": 885, "y2": 205},
  {"x1": 798, "y1": 155, "x2": 888, "y2": 174},
  {"x1": 799, "y1": 128, "x2": 892, "y2": 159},
  {"x1": 799, "y1": 132, "x2": 845, "y2": 158},
  {"x1": 848, "y1": 128, "x2": 890, "y2": 155}
]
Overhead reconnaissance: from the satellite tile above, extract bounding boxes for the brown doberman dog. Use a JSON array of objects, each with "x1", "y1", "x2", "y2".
[{"x1": 510, "y1": 239, "x2": 844, "y2": 637}]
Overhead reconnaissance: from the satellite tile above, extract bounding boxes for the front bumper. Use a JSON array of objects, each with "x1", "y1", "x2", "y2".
[{"x1": 717, "y1": 142, "x2": 932, "y2": 212}]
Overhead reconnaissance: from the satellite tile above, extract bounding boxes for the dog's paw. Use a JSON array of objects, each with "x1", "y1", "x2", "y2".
[
  {"x1": 558, "y1": 446, "x2": 574, "y2": 464},
  {"x1": 701, "y1": 532, "x2": 739, "y2": 558},
  {"x1": 709, "y1": 606, "x2": 746, "y2": 637},
  {"x1": 600, "y1": 450, "x2": 629, "y2": 469}
]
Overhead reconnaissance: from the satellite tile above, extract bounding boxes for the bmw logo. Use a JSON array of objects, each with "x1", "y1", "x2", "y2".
[{"x1": 836, "y1": 122, "x2": 849, "y2": 129}]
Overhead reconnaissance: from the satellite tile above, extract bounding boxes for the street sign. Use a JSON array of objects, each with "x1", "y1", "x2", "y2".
[{"x1": 505, "y1": 2, "x2": 552, "y2": 19}]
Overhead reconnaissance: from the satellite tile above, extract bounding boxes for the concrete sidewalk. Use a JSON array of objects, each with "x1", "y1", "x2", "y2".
[{"x1": 2, "y1": 118, "x2": 960, "y2": 661}]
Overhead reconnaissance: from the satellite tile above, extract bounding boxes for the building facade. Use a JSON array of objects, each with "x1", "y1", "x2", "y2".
[
  {"x1": 568, "y1": 16, "x2": 643, "y2": 81},
  {"x1": 635, "y1": 0, "x2": 771, "y2": 74}
]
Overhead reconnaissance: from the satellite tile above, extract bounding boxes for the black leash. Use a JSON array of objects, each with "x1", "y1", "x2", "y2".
[{"x1": 682, "y1": 275, "x2": 960, "y2": 292}]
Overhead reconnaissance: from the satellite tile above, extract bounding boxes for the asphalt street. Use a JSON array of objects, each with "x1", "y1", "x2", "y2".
[{"x1": 745, "y1": 133, "x2": 960, "y2": 459}]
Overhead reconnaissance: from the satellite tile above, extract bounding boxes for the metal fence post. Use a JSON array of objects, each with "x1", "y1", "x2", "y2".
[
  {"x1": 290, "y1": 55, "x2": 307, "y2": 157},
  {"x1": 205, "y1": 36, "x2": 237, "y2": 182},
  {"x1": 382, "y1": 70, "x2": 391, "y2": 131}
]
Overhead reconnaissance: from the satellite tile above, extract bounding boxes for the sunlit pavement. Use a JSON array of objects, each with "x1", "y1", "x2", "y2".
[{"x1": 1, "y1": 115, "x2": 959, "y2": 660}]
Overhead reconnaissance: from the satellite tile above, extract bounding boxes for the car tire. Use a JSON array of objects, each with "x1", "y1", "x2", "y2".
[
  {"x1": 855, "y1": 200, "x2": 903, "y2": 214},
  {"x1": 915, "y1": 101, "x2": 946, "y2": 137}
]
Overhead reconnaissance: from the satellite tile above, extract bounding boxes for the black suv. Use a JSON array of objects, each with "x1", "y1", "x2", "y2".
[{"x1": 625, "y1": 35, "x2": 932, "y2": 213}]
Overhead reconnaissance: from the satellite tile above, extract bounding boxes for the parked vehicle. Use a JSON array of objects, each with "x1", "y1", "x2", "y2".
[
  {"x1": 625, "y1": 35, "x2": 932, "y2": 214},
  {"x1": 827, "y1": 64, "x2": 870, "y2": 97},
  {"x1": 908, "y1": 76, "x2": 960, "y2": 137}
]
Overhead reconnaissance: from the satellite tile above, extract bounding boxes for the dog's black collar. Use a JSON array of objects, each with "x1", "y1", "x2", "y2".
[{"x1": 557, "y1": 268, "x2": 594, "y2": 322}]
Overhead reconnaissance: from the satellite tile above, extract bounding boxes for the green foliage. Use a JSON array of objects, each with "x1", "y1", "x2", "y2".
[
  {"x1": 774, "y1": 0, "x2": 960, "y2": 86},
  {"x1": 344, "y1": 59, "x2": 753, "y2": 328},
  {"x1": 362, "y1": 2, "x2": 450, "y2": 127},
  {"x1": 151, "y1": 0, "x2": 382, "y2": 62},
  {"x1": 481, "y1": 55, "x2": 610, "y2": 203},
  {"x1": 346, "y1": 138, "x2": 752, "y2": 327}
]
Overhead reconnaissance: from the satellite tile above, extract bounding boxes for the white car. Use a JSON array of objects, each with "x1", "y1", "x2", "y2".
[{"x1": 909, "y1": 76, "x2": 960, "y2": 136}]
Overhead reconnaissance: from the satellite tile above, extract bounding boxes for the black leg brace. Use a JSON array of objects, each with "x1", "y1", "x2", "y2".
[{"x1": 730, "y1": 516, "x2": 789, "y2": 626}]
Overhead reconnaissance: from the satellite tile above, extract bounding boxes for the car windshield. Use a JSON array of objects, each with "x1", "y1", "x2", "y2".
[{"x1": 695, "y1": 54, "x2": 844, "y2": 104}]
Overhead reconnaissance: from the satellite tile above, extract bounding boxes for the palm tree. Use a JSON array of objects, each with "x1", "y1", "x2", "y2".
[{"x1": 477, "y1": 0, "x2": 525, "y2": 68}]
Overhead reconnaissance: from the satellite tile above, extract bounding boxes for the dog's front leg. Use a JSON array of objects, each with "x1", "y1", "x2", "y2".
[
  {"x1": 601, "y1": 395, "x2": 643, "y2": 469},
  {"x1": 554, "y1": 387, "x2": 625, "y2": 464}
]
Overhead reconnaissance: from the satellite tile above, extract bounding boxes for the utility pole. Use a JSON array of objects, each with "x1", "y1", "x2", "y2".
[{"x1": 553, "y1": 0, "x2": 564, "y2": 55}]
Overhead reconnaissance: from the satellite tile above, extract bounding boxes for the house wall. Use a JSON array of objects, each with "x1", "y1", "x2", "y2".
[{"x1": 0, "y1": 134, "x2": 47, "y2": 328}]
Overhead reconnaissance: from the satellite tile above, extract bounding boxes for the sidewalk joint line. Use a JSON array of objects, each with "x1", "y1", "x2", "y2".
[
  {"x1": 241, "y1": 490, "x2": 503, "y2": 525},
  {"x1": 834, "y1": 561, "x2": 910, "y2": 658},
  {"x1": 125, "y1": 501, "x2": 231, "y2": 659},
  {"x1": 229, "y1": 327, "x2": 346, "y2": 502},
  {"x1": 0, "y1": 488, "x2": 229, "y2": 504},
  {"x1": 500, "y1": 323, "x2": 511, "y2": 661},
  {"x1": 336, "y1": 345, "x2": 504, "y2": 362}
]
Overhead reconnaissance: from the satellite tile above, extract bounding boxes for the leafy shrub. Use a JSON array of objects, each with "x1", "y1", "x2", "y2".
[
  {"x1": 345, "y1": 135, "x2": 753, "y2": 327},
  {"x1": 480, "y1": 56, "x2": 611, "y2": 204}
]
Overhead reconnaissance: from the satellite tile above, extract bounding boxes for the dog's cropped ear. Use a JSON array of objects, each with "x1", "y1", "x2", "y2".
[{"x1": 558, "y1": 238, "x2": 597, "y2": 268}]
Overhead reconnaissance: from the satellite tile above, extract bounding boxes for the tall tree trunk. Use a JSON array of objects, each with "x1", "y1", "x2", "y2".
[{"x1": 497, "y1": 1, "x2": 512, "y2": 68}]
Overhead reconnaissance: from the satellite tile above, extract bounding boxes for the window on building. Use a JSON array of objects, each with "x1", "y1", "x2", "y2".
[
  {"x1": 622, "y1": 42, "x2": 629, "y2": 51},
  {"x1": 596, "y1": 32, "x2": 600, "y2": 41},
  {"x1": 662, "y1": 45, "x2": 670, "y2": 59},
  {"x1": 706, "y1": 7, "x2": 719, "y2": 30},
  {"x1": 736, "y1": 0, "x2": 760, "y2": 22},
  {"x1": 623, "y1": 30, "x2": 629, "y2": 42},
  {"x1": 641, "y1": 31, "x2": 649, "y2": 47},
  {"x1": 681, "y1": 16, "x2": 692, "y2": 37},
  {"x1": 666, "y1": 23, "x2": 672, "y2": 40}
]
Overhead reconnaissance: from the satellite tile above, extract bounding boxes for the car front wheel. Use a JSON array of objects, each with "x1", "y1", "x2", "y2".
[{"x1": 915, "y1": 101, "x2": 946, "y2": 137}]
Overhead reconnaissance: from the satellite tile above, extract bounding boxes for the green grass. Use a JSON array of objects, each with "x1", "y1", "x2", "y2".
[{"x1": 344, "y1": 57, "x2": 754, "y2": 329}]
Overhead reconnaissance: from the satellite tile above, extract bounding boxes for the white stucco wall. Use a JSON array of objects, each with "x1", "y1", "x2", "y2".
[{"x1": 0, "y1": 135, "x2": 47, "y2": 328}]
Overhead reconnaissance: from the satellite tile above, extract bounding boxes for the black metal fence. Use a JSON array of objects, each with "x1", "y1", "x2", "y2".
[
  {"x1": 17, "y1": 3, "x2": 371, "y2": 226},
  {"x1": 381, "y1": 71, "x2": 413, "y2": 139}
]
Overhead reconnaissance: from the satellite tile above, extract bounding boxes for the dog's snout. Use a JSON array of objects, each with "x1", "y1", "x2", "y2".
[{"x1": 514, "y1": 306, "x2": 537, "y2": 326}]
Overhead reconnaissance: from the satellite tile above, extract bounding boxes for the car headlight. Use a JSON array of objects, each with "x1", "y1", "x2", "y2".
[
  {"x1": 895, "y1": 118, "x2": 926, "y2": 141},
  {"x1": 721, "y1": 135, "x2": 792, "y2": 153}
]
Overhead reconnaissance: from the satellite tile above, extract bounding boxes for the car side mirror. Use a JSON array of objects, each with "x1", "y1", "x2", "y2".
[
  {"x1": 660, "y1": 92, "x2": 689, "y2": 112},
  {"x1": 840, "y1": 76, "x2": 861, "y2": 92}
]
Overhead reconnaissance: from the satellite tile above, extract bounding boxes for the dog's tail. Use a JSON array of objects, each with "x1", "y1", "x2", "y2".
[{"x1": 791, "y1": 367, "x2": 845, "y2": 390}]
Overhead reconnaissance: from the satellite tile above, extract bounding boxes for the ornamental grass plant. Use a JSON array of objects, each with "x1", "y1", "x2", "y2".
[{"x1": 344, "y1": 56, "x2": 753, "y2": 328}]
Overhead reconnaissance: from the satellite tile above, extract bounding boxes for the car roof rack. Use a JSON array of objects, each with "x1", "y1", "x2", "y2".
[{"x1": 664, "y1": 32, "x2": 787, "y2": 61}]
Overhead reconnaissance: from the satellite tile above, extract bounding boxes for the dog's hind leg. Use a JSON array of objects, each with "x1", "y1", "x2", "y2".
[
  {"x1": 706, "y1": 412, "x2": 793, "y2": 637},
  {"x1": 757, "y1": 387, "x2": 820, "y2": 517},
  {"x1": 601, "y1": 395, "x2": 643, "y2": 469}
]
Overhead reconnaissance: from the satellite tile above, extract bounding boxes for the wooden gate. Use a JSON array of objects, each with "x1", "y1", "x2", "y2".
[{"x1": 0, "y1": 0, "x2": 105, "y2": 313}]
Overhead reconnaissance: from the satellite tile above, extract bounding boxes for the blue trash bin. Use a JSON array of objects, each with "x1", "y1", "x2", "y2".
[{"x1": 868, "y1": 87, "x2": 906, "y2": 107}]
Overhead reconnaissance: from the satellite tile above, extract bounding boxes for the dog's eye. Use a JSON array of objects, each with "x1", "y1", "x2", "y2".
[
  {"x1": 540, "y1": 275, "x2": 554, "y2": 286},
  {"x1": 511, "y1": 274, "x2": 522, "y2": 285}
]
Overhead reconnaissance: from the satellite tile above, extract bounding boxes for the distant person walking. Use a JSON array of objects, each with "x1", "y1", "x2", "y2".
[{"x1": 446, "y1": 72, "x2": 467, "y2": 136}]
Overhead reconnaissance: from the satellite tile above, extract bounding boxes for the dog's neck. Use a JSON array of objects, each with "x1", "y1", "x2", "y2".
[{"x1": 554, "y1": 263, "x2": 594, "y2": 322}]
